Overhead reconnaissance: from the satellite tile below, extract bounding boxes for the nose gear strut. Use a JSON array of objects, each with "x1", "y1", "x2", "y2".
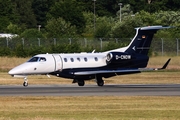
[{"x1": 23, "y1": 77, "x2": 28, "y2": 87}]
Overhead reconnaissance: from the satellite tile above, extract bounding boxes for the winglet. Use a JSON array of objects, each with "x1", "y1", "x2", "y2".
[
  {"x1": 155, "y1": 58, "x2": 171, "y2": 70},
  {"x1": 139, "y1": 58, "x2": 171, "y2": 71}
]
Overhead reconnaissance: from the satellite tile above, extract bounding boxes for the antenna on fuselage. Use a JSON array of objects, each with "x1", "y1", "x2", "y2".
[{"x1": 92, "y1": 50, "x2": 96, "y2": 53}]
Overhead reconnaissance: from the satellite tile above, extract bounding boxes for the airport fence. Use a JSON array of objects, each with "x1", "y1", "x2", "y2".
[{"x1": 0, "y1": 37, "x2": 179, "y2": 56}]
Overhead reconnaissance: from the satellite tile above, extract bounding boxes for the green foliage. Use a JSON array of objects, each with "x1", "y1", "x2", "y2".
[
  {"x1": 103, "y1": 41, "x2": 120, "y2": 51},
  {"x1": 50, "y1": 44, "x2": 67, "y2": 53},
  {"x1": 135, "y1": 11, "x2": 157, "y2": 26},
  {"x1": 14, "y1": 45, "x2": 28, "y2": 57},
  {"x1": 117, "y1": 4, "x2": 133, "y2": 20},
  {"x1": 28, "y1": 46, "x2": 47, "y2": 56},
  {"x1": 111, "y1": 18, "x2": 142, "y2": 38},
  {"x1": 77, "y1": 0, "x2": 119, "y2": 17},
  {"x1": 1, "y1": 1, "x2": 180, "y2": 57},
  {"x1": 0, "y1": 0, "x2": 15, "y2": 32},
  {"x1": 13, "y1": 0, "x2": 37, "y2": 28},
  {"x1": 32, "y1": 0, "x2": 57, "y2": 27},
  {"x1": 48, "y1": 0, "x2": 86, "y2": 34},
  {"x1": 45, "y1": 17, "x2": 76, "y2": 38},
  {"x1": 148, "y1": 0, "x2": 168, "y2": 13},
  {"x1": 94, "y1": 17, "x2": 114, "y2": 38},
  {"x1": 6, "y1": 23, "x2": 21, "y2": 34},
  {"x1": 95, "y1": 0, "x2": 119, "y2": 17},
  {"x1": 0, "y1": 17, "x2": 10, "y2": 32},
  {"x1": 126, "y1": 0, "x2": 180, "y2": 13},
  {"x1": 155, "y1": 11, "x2": 180, "y2": 25},
  {"x1": 82, "y1": 12, "x2": 94, "y2": 37},
  {"x1": 0, "y1": 47, "x2": 11, "y2": 56},
  {"x1": 154, "y1": 11, "x2": 180, "y2": 38},
  {"x1": 66, "y1": 43, "x2": 81, "y2": 53},
  {"x1": 20, "y1": 29, "x2": 44, "y2": 38}
]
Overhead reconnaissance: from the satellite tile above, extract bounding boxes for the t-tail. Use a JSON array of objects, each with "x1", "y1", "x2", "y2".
[
  {"x1": 107, "y1": 26, "x2": 172, "y2": 68},
  {"x1": 125, "y1": 26, "x2": 171, "y2": 55}
]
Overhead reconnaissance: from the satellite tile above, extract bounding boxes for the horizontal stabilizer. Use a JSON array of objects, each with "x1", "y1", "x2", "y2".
[{"x1": 140, "y1": 26, "x2": 173, "y2": 30}]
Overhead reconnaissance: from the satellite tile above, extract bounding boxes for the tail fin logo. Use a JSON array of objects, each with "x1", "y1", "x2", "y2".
[{"x1": 132, "y1": 46, "x2": 136, "y2": 51}]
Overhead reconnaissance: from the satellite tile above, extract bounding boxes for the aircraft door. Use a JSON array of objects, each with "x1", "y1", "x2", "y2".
[{"x1": 52, "y1": 55, "x2": 63, "y2": 71}]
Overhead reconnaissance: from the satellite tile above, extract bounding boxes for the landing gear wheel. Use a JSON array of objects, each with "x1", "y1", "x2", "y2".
[
  {"x1": 97, "y1": 80, "x2": 104, "y2": 86},
  {"x1": 78, "y1": 80, "x2": 85, "y2": 86},
  {"x1": 96, "y1": 76, "x2": 104, "y2": 86},
  {"x1": 23, "y1": 77, "x2": 28, "y2": 87},
  {"x1": 23, "y1": 81, "x2": 28, "y2": 87}
]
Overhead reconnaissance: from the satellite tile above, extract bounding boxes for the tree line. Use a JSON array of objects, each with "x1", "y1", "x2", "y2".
[
  {"x1": 0, "y1": 0, "x2": 180, "y2": 57},
  {"x1": 0, "y1": 0, "x2": 180, "y2": 38}
]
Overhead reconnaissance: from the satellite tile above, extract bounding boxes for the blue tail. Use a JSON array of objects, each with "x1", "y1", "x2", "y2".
[{"x1": 125, "y1": 26, "x2": 171, "y2": 55}]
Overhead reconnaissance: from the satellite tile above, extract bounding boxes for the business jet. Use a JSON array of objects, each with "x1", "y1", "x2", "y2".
[{"x1": 8, "y1": 26, "x2": 171, "y2": 87}]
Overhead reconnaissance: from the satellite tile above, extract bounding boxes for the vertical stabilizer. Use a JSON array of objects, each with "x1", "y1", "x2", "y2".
[{"x1": 125, "y1": 26, "x2": 171, "y2": 55}]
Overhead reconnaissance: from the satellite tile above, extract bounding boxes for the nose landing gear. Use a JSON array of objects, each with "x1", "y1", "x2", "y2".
[{"x1": 23, "y1": 77, "x2": 28, "y2": 87}]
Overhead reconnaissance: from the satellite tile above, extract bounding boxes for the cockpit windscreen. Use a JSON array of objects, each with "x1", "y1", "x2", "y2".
[{"x1": 28, "y1": 57, "x2": 46, "y2": 62}]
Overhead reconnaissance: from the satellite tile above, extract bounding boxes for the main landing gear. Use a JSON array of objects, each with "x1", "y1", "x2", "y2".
[
  {"x1": 73, "y1": 76, "x2": 104, "y2": 87},
  {"x1": 72, "y1": 79, "x2": 85, "y2": 86},
  {"x1": 23, "y1": 77, "x2": 28, "y2": 87},
  {"x1": 96, "y1": 76, "x2": 104, "y2": 86},
  {"x1": 78, "y1": 80, "x2": 85, "y2": 86}
]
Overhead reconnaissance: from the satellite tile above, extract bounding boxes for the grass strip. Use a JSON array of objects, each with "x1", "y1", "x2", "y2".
[{"x1": 0, "y1": 96, "x2": 180, "y2": 120}]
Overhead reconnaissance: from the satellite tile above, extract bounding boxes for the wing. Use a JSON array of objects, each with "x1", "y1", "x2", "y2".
[
  {"x1": 74, "y1": 58, "x2": 171, "y2": 76},
  {"x1": 74, "y1": 69, "x2": 140, "y2": 75}
]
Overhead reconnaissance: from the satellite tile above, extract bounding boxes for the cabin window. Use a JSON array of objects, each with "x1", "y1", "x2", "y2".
[
  {"x1": 84, "y1": 57, "x2": 88, "y2": 62},
  {"x1": 64, "y1": 58, "x2": 67, "y2": 62},
  {"x1": 77, "y1": 58, "x2": 80, "y2": 61},
  {"x1": 39, "y1": 57, "x2": 46, "y2": 62},
  {"x1": 28, "y1": 57, "x2": 39, "y2": 62},
  {"x1": 94, "y1": 57, "x2": 98, "y2": 61},
  {"x1": 70, "y1": 58, "x2": 74, "y2": 62}
]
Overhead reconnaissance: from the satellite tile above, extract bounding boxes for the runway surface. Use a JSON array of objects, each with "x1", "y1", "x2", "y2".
[{"x1": 0, "y1": 84, "x2": 180, "y2": 96}]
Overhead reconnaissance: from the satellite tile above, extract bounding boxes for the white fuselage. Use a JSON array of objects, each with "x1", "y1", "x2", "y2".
[
  {"x1": 8, "y1": 45, "x2": 128, "y2": 76},
  {"x1": 8, "y1": 52, "x2": 111, "y2": 76}
]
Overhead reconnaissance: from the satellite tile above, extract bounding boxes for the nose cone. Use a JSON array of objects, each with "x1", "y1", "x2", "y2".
[
  {"x1": 8, "y1": 67, "x2": 22, "y2": 75},
  {"x1": 8, "y1": 63, "x2": 28, "y2": 75},
  {"x1": 8, "y1": 69, "x2": 15, "y2": 75}
]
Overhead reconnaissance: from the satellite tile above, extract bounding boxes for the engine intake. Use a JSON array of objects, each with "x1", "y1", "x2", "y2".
[{"x1": 106, "y1": 52, "x2": 113, "y2": 62}]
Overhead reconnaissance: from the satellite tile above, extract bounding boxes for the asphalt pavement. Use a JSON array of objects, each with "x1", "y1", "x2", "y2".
[{"x1": 0, "y1": 84, "x2": 180, "y2": 96}]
